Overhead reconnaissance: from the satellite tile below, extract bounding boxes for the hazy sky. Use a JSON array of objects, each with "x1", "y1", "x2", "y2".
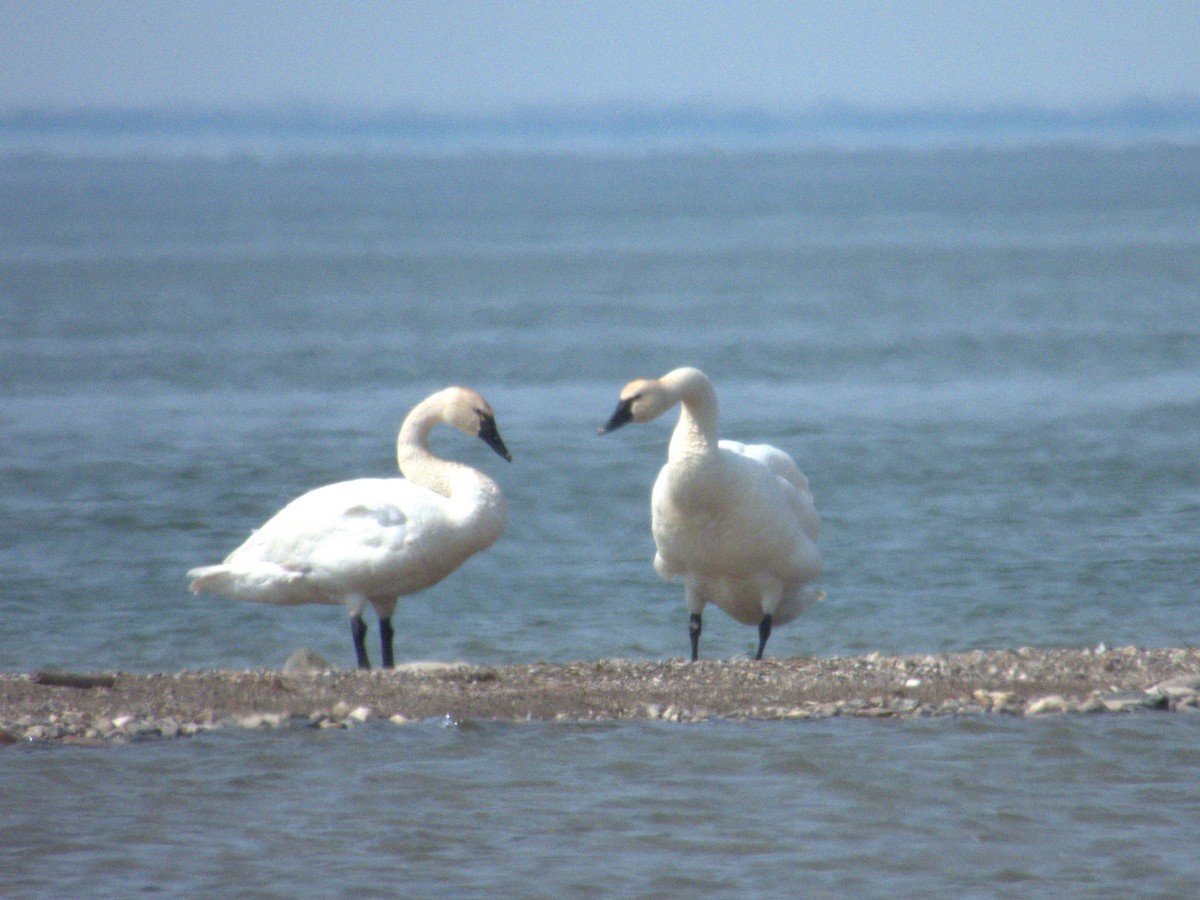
[{"x1": 3, "y1": 1, "x2": 1199, "y2": 113}]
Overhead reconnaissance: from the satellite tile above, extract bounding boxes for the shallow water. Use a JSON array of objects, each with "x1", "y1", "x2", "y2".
[
  {"x1": 4, "y1": 715, "x2": 1200, "y2": 898},
  {"x1": 1, "y1": 141, "x2": 1198, "y2": 895}
]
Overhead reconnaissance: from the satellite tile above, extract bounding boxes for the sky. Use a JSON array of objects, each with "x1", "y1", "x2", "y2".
[{"x1": 2, "y1": 1, "x2": 1199, "y2": 115}]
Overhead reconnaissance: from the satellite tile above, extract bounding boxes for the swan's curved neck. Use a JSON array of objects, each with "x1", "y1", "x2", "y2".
[
  {"x1": 396, "y1": 397, "x2": 497, "y2": 502},
  {"x1": 662, "y1": 368, "x2": 719, "y2": 460}
]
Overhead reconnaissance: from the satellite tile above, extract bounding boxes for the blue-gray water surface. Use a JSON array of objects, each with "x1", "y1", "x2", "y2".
[{"x1": 1, "y1": 140, "x2": 1198, "y2": 896}]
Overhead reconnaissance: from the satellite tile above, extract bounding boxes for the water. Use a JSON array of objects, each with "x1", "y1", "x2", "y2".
[{"x1": 2, "y1": 136, "x2": 1198, "y2": 896}]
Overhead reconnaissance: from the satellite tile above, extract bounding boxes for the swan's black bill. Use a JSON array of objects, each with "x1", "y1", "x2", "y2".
[
  {"x1": 478, "y1": 414, "x2": 513, "y2": 461},
  {"x1": 598, "y1": 398, "x2": 634, "y2": 434}
]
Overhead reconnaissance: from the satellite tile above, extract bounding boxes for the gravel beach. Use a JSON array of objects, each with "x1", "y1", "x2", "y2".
[{"x1": 4, "y1": 646, "x2": 1199, "y2": 745}]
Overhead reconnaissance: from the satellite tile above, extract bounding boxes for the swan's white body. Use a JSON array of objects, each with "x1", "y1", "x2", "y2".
[
  {"x1": 188, "y1": 387, "x2": 509, "y2": 669},
  {"x1": 602, "y1": 367, "x2": 822, "y2": 659}
]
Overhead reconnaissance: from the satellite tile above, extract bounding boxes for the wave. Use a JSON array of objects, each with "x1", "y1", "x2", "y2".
[{"x1": 3, "y1": 99, "x2": 1200, "y2": 156}]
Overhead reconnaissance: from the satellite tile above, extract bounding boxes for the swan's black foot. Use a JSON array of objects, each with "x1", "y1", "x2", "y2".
[
  {"x1": 755, "y1": 614, "x2": 773, "y2": 661},
  {"x1": 689, "y1": 613, "x2": 702, "y2": 661},
  {"x1": 380, "y1": 617, "x2": 395, "y2": 669},
  {"x1": 351, "y1": 613, "x2": 370, "y2": 670}
]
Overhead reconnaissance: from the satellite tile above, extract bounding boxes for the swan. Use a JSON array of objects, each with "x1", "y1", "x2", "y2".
[
  {"x1": 599, "y1": 367, "x2": 822, "y2": 660},
  {"x1": 188, "y1": 387, "x2": 511, "y2": 670}
]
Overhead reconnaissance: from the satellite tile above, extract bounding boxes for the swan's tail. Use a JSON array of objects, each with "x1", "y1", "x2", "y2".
[{"x1": 187, "y1": 563, "x2": 309, "y2": 605}]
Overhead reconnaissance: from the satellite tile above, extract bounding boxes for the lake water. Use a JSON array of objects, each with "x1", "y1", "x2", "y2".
[{"x1": 1, "y1": 133, "x2": 1198, "y2": 896}]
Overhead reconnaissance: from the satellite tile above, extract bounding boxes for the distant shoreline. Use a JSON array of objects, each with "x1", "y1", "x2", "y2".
[{"x1": 3, "y1": 646, "x2": 1199, "y2": 745}]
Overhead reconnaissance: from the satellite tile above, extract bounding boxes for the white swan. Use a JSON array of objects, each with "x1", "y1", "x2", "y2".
[
  {"x1": 600, "y1": 367, "x2": 822, "y2": 660},
  {"x1": 188, "y1": 387, "x2": 510, "y2": 670}
]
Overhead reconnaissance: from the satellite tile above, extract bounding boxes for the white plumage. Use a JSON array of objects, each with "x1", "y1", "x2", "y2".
[
  {"x1": 601, "y1": 367, "x2": 822, "y2": 660},
  {"x1": 188, "y1": 386, "x2": 510, "y2": 669}
]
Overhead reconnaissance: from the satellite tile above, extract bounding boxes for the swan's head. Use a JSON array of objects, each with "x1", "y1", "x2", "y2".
[
  {"x1": 598, "y1": 377, "x2": 676, "y2": 433},
  {"x1": 439, "y1": 387, "x2": 513, "y2": 461}
]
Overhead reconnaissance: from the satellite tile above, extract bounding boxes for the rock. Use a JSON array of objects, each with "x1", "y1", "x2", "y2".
[
  {"x1": 60, "y1": 735, "x2": 107, "y2": 748},
  {"x1": 347, "y1": 706, "x2": 372, "y2": 722},
  {"x1": 1026, "y1": 695, "x2": 1069, "y2": 715},
  {"x1": 1149, "y1": 676, "x2": 1200, "y2": 699},
  {"x1": 1100, "y1": 692, "x2": 1169, "y2": 713},
  {"x1": 283, "y1": 648, "x2": 332, "y2": 674},
  {"x1": 973, "y1": 689, "x2": 1018, "y2": 711},
  {"x1": 391, "y1": 661, "x2": 470, "y2": 676}
]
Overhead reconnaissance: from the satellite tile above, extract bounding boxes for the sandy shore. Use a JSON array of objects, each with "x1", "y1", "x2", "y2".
[{"x1": 4, "y1": 646, "x2": 1199, "y2": 745}]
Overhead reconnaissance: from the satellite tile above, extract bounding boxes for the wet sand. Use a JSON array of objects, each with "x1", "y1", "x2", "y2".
[{"x1": 4, "y1": 646, "x2": 1199, "y2": 745}]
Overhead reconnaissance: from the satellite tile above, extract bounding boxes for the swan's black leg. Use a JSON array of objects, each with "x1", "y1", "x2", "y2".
[
  {"x1": 755, "y1": 614, "x2": 773, "y2": 661},
  {"x1": 689, "y1": 613, "x2": 702, "y2": 662},
  {"x1": 351, "y1": 613, "x2": 370, "y2": 670},
  {"x1": 379, "y1": 617, "x2": 395, "y2": 669}
]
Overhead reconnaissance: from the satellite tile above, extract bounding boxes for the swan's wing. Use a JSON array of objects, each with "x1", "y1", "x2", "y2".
[
  {"x1": 229, "y1": 480, "x2": 413, "y2": 559},
  {"x1": 213, "y1": 479, "x2": 449, "y2": 597},
  {"x1": 720, "y1": 439, "x2": 819, "y2": 539},
  {"x1": 719, "y1": 442, "x2": 822, "y2": 556},
  {"x1": 719, "y1": 439, "x2": 811, "y2": 496}
]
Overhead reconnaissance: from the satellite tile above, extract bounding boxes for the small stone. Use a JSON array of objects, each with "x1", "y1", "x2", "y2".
[
  {"x1": 158, "y1": 717, "x2": 181, "y2": 738},
  {"x1": 239, "y1": 714, "x2": 266, "y2": 729},
  {"x1": 331, "y1": 701, "x2": 353, "y2": 719},
  {"x1": 112, "y1": 714, "x2": 136, "y2": 730},
  {"x1": 904, "y1": 678, "x2": 922, "y2": 688},
  {"x1": 347, "y1": 706, "x2": 372, "y2": 723},
  {"x1": 645, "y1": 704, "x2": 662, "y2": 719},
  {"x1": 283, "y1": 648, "x2": 332, "y2": 674},
  {"x1": 389, "y1": 714, "x2": 410, "y2": 725}
]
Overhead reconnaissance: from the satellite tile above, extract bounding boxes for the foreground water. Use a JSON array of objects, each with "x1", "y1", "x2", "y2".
[
  {"x1": 2, "y1": 141, "x2": 1198, "y2": 895},
  {"x1": 2, "y1": 716, "x2": 1198, "y2": 897}
]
